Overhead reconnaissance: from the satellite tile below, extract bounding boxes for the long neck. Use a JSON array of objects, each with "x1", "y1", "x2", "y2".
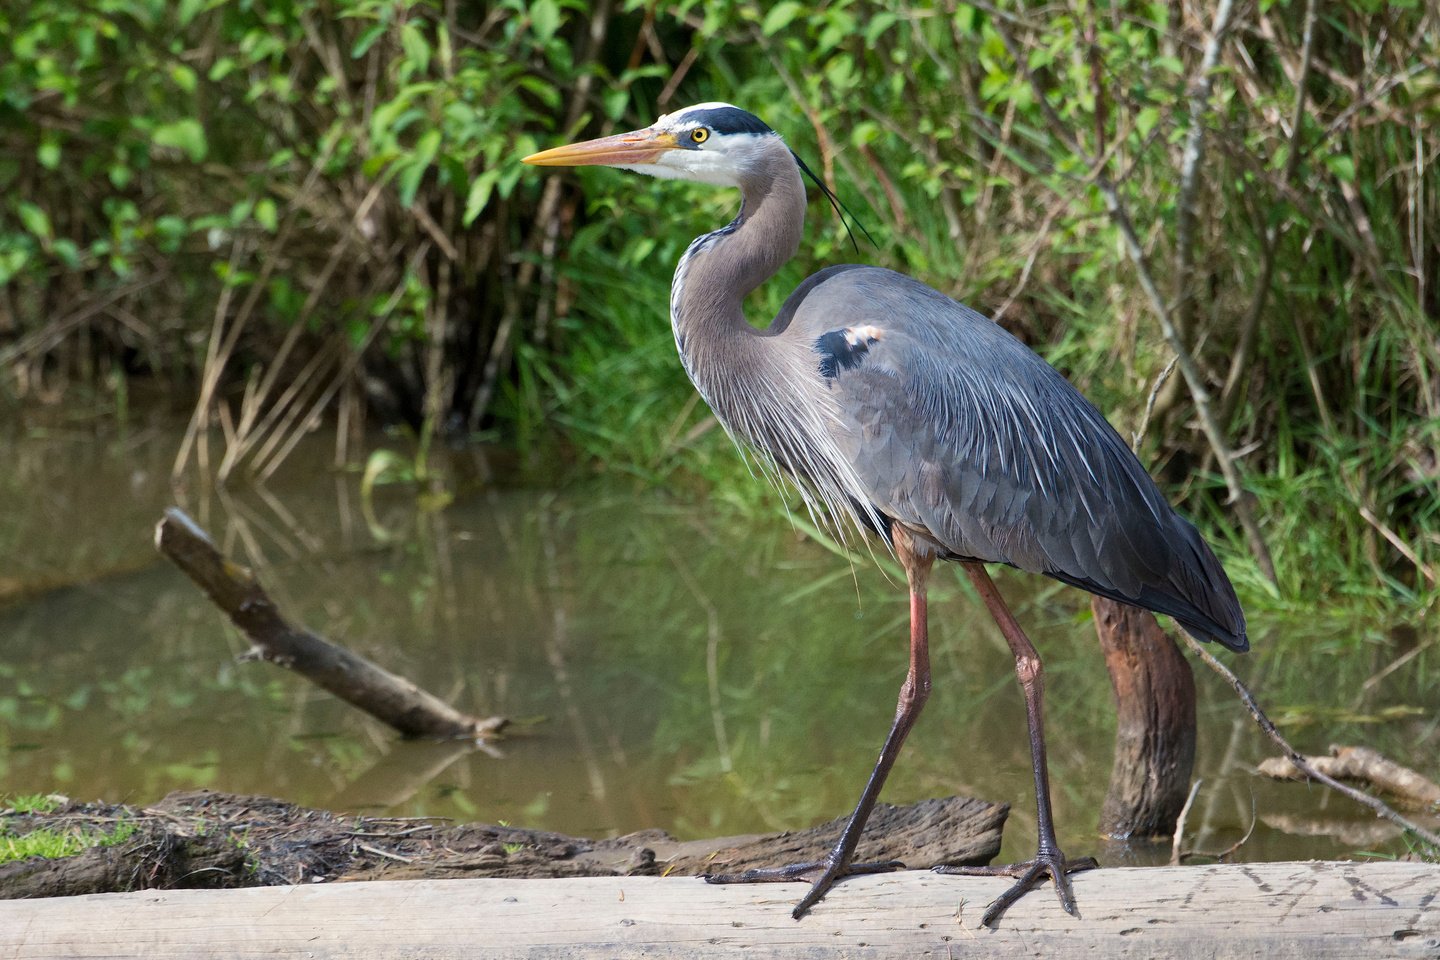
[
  {"x1": 669, "y1": 141, "x2": 806, "y2": 387},
  {"x1": 665, "y1": 142, "x2": 879, "y2": 541}
]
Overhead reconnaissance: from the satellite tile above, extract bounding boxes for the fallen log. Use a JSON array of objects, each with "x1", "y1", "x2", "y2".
[
  {"x1": 1258, "y1": 745, "x2": 1440, "y2": 810},
  {"x1": 2, "y1": 862, "x2": 1436, "y2": 959},
  {"x1": 155, "y1": 507, "x2": 505, "y2": 740},
  {"x1": 0, "y1": 789, "x2": 1004, "y2": 899}
]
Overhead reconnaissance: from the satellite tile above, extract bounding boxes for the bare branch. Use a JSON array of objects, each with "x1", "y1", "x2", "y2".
[
  {"x1": 155, "y1": 508, "x2": 506, "y2": 740},
  {"x1": 1185, "y1": 634, "x2": 1440, "y2": 851}
]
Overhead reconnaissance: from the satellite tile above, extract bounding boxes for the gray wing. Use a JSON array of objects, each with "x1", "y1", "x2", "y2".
[{"x1": 783, "y1": 266, "x2": 1246, "y2": 651}]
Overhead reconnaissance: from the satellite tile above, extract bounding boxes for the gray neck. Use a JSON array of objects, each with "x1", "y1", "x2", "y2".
[
  {"x1": 664, "y1": 139, "x2": 879, "y2": 540},
  {"x1": 669, "y1": 139, "x2": 806, "y2": 385}
]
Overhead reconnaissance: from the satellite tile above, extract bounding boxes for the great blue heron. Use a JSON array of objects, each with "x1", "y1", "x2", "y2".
[{"x1": 524, "y1": 103, "x2": 1246, "y2": 925}]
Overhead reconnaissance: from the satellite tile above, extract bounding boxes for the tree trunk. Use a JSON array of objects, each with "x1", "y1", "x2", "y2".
[{"x1": 1092, "y1": 597, "x2": 1197, "y2": 839}]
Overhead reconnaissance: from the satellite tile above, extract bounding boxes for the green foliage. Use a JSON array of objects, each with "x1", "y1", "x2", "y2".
[
  {"x1": 3, "y1": 794, "x2": 63, "y2": 815},
  {"x1": 509, "y1": 1, "x2": 1440, "y2": 624},
  {"x1": 2, "y1": 1, "x2": 1437, "y2": 624},
  {"x1": 0, "y1": 819, "x2": 137, "y2": 864}
]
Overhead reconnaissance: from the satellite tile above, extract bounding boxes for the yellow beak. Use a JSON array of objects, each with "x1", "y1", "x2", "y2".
[{"x1": 522, "y1": 128, "x2": 680, "y2": 167}]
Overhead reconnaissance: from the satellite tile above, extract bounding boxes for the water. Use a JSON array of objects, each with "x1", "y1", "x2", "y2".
[{"x1": 1, "y1": 401, "x2": 1436, "y2": 868}]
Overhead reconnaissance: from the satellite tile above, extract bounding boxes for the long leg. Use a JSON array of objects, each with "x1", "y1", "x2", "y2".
[
  {"x1": 705, "y1": 530, "x2": 935, "y2": 919},
  {"x1": 935, "y1": 563, "x2": 1096, "y2": 925}
]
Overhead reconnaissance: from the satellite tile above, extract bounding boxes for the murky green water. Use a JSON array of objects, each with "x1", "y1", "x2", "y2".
[{"x1": 2, "y1": 402, "x2": 1436, "y2": 868}]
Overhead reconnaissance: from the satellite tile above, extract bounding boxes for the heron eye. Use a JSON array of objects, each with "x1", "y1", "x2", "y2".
[{"x1": 691, "y1": 127, "x2": 710, "y2": 144}]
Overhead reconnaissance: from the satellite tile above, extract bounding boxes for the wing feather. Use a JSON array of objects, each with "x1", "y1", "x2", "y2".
[{"x1": 789, "y1": 266, "x2": 1246, "y2": 650}]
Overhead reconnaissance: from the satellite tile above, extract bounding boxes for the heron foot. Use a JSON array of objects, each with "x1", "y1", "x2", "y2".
[
  {"x1": 704, "y1": 857, "x2": 905, "y2": 919},
  {"x1": 934, "y1": 852, "x2": 1098, "y2": 926}
]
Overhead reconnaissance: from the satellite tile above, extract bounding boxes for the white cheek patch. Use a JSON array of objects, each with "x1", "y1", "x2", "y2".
[
  {"x1": 648, "y1": 130, "x2": 773, "y2": 187},
  {"x1": 845, "y1": 325, "x2": 884, "y2": 346}
]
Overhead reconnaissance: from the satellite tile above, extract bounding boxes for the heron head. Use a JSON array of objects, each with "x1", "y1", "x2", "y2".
[{"x1": 522, "y1": 103, "x2": 778, "y2": 187}]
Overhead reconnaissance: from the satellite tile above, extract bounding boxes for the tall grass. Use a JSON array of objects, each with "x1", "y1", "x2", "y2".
[{"x1": 1, "y1": 1, "x2": 1435, "y2": 626}]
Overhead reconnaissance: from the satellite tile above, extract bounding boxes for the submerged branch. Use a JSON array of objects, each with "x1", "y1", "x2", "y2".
[{"x1": 155, "y1": 507, "x2": 506, "y2": 741}]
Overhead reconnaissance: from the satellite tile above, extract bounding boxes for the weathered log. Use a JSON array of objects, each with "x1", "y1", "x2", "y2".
[
  {"x1": 1092, "y1": 596, "x2": 1197, "y2": 839},
  {"x1": 155, "y1": 507, "x2": 505, "y2": 740},
  {"x1": 1258, "y1": 745, "x2": 1440, "y2": 810},
  {"x1": 2, "y1": 862, "x2": 1436, "y2": 959},
  {"x1": 0, "y1": 790, "x2": 1004, "y2": 899}
]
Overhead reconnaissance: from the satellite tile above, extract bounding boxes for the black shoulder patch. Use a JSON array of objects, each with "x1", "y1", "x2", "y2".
[
  {"x1": 683, "y1": 106, "x2": 772, "y2": 136},
  {"x1": 816, "y1": 326, "x2": 883, "y2": 380}
]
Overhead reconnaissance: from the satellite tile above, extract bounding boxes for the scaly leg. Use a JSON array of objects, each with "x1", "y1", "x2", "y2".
[
  {"x1": 706, "y1": 532, "x2": 935, "y2": 919},
  {"x1": 934, "y1": 563, "x2": 1097, "y2": 926}
]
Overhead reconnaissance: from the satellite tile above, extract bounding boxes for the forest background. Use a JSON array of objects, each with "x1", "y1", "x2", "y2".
[{"x1": 1, "y1": 0, "x2": 1437, "y2": 628}]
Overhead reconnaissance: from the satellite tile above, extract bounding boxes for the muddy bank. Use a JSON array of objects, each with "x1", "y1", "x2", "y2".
[{"x1": 0, "y1": 790, "x2": 1006, "y2": 899}]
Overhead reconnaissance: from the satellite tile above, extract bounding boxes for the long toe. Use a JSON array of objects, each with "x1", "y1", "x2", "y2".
[
  {"x1": 703, "y1": 861, "x2": 827, "y2": 885},
  {"x1": 1050, "y1": 855, "x2": 1099, "y2": 916},
  {"x1": 936, "y1": 853, "x2": 1098, "y2": 926},
  {"x1": 705, "y1": 858, "x2": 905, "y2": 919}
]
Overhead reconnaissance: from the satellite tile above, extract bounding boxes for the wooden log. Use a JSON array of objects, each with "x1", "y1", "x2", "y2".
[
  {"x1": 1258, "y1": 745, "x2": 1440, "y2": 810},
  {"x1": 155, "y1": 508, "x2": 505, "y2": 740},
  {"x1": 0, "y1": 790, "x2": 1004, "y2": 899},
  {"x1": 1, "y1": 862, "x2": 1436, "y2": 958},
  {"x1": 1093, "y1": 596, "x2": 1197, "y2": 839}
]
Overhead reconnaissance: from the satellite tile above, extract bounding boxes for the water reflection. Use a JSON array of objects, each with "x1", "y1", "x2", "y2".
[{"x1": 1, "y1": 404, "x2": 1436, "y2": 868}]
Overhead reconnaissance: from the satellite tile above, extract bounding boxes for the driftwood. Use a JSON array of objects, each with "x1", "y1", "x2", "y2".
[
  {"x1": 0, "y1": 790, "x2": 1004, "y2": 900},
  {"x1": 3, "y1": 862, "x2": 1437, "y2": 958},
  {"x1": 1258, "y1": 745, "x2": 1440, "y2": 810},
  {"x1": 1092, "y1": 597, "x2": 1197, "y2": 839},
  {"x1": 155, "y1": 507, "x2": 505, "y2": 740}
]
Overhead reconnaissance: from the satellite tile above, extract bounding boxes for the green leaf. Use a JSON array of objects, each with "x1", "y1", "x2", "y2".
[
  {"x1": 0, "y1": 248, "x2": 30, "y2": 285},
  {"x1": 352, "y1": 23, "x2": 386, "y2": 59},
  {"x1": 17, "y1": 202, "x2": 52, "y2": 241},
  {"x1": 464, "y1": 168, "x2": 502, "y2": 225},
  {"x1": 864, "y1": 12, "x2": 897, "y2": 45},
  {"x1": 177, "y1": 0, "x2": 206, "y2": 24},
  {"x1": 531, "y1": 0, "x2": 561, "y2": 41},
  {"x1": 37, "y1": 137, "x2": 60, "y2": 170},
  {"x1": 52, "y1": 238, "x2": 80, "y2": 267},
  {"x1": 761, "y1": 1, "x2": 803, "y2": 35},
  {"x1": 255, "y1": 198, "x2": 279, "y2": 232},
  {"x1": 1326, "y1": 154, "x2": 1356, "y2": 183},
  {"x1": 154, "y1": 215, "x2": 187, "y2": 253},
  {"x1": 400, "y1": 22, "x2": 430, "y2": 74},
  {"x1": 396, "y1": 129, "x2": 440, "y2": 206},
  {"x1": 1135, "y1": 107, "x2": 1160, "y2": 139},
  {"x1": 170, "y1": 64, "x2": 198, "y2": 93},
  {"x1": 151, "y1": 119, "x2": 208, "y2": 162}
]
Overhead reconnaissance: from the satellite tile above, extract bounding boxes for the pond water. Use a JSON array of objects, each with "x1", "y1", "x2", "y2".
[{"x1": 1, "y1": 400, "x2": 1436, "y2": 869}]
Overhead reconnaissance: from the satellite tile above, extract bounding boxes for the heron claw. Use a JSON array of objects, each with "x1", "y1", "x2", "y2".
[
  {"x1": 705, "y1": 857, "x2": 905, "y2": 918},
  {"x1": 935, "y1": 852, "x2": 1098, "y2": 926}
]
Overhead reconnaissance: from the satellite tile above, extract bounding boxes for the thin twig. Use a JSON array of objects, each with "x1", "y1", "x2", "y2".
[
  {"x1": 1184, "y1": 634, "x2": 1440, "y2": 850},
  {"x1": 357, "y1": 843, "x2": 415, "y2": 864},
  {"x1": 1133, "y1": 356, "x2": 1178, "y2": 453},
  {"x1": 1169, "y1": 779, "x2": 1203, "y2": 866}
]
